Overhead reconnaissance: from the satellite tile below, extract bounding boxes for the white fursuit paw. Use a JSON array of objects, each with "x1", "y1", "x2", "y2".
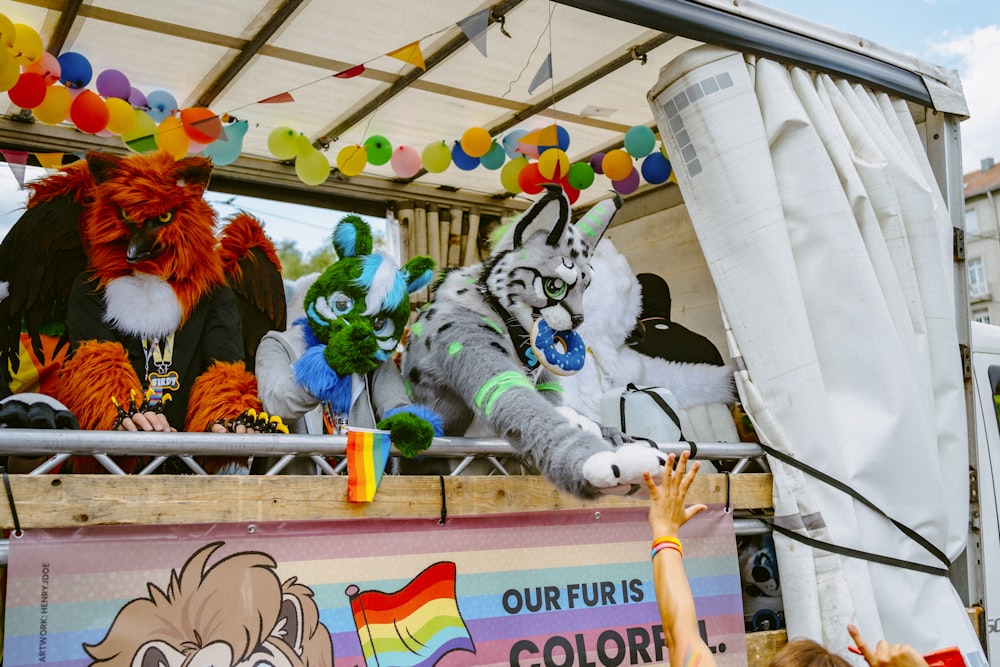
[{"x1": 582, "y1": 444, "x2": 668, "y2": 497}]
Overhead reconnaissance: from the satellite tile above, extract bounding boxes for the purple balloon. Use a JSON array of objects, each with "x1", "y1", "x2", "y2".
[
  {"x1": 96, "y1": 69, "x2": 131, "y2": 100},
  {"x1": 128, "y1": 87, "x2": 147, "y2": 109},
  {"x1": 612, "y1": 167, "x2": 640, "y2": 195},
  {"x1": 589, "y1": 152, "x2": 605, "y2": 175}
]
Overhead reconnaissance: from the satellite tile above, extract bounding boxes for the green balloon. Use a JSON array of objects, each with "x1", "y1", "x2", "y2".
[
  {"x1": 364, "y1": 134, "x2": 393, "y2": 166},
  {"x1": 567, "y1": 162, "x2": 595, "y2": 190}
]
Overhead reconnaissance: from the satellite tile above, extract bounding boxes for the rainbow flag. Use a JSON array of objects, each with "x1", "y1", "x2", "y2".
[
  {"x1": 348, "y1": 561, "x2": 475, "y2": 667},
  {"x1": 347, "y1": 427, "x2": 391, "y2": 502}
]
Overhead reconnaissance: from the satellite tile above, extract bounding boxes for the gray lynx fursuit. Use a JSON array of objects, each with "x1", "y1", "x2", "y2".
[{"x1": 401, "y1": 185, "x2": 667, "y2": 498}]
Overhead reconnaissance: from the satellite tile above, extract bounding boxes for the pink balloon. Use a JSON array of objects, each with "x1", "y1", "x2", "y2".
[
  {"x1": 24, "y1": 52, "x2": 60, "y2": 85},
  {"x1": 390, "y1": 145, "x2": 421, "y2": 178},
  {"x1": 612, "y1": 167, "x2": 640, "y2": 195}
]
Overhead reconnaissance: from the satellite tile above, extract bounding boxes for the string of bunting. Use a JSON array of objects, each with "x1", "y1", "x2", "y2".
[{"x1": 0, "y1": 9, "x2": 674, "y2": 195}]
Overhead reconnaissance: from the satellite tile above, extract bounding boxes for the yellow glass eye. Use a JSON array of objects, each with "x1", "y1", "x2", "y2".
[
  {"x1": 118, "y1": 208, "x2": 134, "y2": 222},
  {"x1": 157, "y1": 211, "x2": 174, "y2": 223}
]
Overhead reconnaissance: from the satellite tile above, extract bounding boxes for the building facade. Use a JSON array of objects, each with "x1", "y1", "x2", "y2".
[{"x1": 965, "y1": 158, "x2": 1000, "y2": 324}]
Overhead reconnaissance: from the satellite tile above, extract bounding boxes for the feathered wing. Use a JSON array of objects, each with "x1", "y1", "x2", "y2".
[
  {"x1": 0, "y1": 196, "x2": 87, "y2": 394},
  {"x1": 219, "y1": 212, "x2": 287, "y2": 372}
]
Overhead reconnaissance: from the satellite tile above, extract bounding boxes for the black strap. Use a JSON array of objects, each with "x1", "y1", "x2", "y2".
[
  {"x1": 756, "y1": 440, "x2": 950, "y2": 569},
  {"x1": 2, "y1": 467, "x2": 21, "y2": 536},
  {"x1": 620, "y1": 384, "x2": 693, "y2": 456},
  {"x1": 438, "y1": 475, "x2": 448, "y2": 525}
]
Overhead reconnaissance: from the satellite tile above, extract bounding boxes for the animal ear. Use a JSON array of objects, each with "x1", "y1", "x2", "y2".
[
  {"x1": 332, "y1": 215, "x2": 374, "y2": 259},
  {"x1": 401, "y1": 255, "x2": 435, "y2": 294},
  {"x1": 272, "y1": 593, "x2": 305, "y2": 656},
  {"x1": 172, "y1": 156, "x2": 213, "y2": 195},
  {"x1": 512, "y1": 184, "x2": 570, "y2": 249},
  {"x1": 574, "y1": 192, "x2": 622, "y2": 250},
  {"x1": 86, "y1": 151, "x2": 125, "y2": 184}
]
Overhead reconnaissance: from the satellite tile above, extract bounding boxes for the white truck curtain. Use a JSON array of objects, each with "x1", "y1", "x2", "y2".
[{"x1": 648, "y1": 45, "x2": 983, "y2": 661}]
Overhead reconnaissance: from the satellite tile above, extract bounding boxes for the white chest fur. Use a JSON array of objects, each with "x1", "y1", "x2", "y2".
[{"x1": 102, "y1": 274, "x2": 183, "y2": 339}]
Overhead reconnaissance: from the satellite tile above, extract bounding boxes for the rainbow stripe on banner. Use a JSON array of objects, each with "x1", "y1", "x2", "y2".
[
  {"x1": 2, "y1": 505, "x2": 745, "y2": 667},
  {"x1": 347, "y1": 427, "x2": 391, "y2": 502},
  {"x1": 348, "y1": 561, "x2": 475, "y2": 666}
]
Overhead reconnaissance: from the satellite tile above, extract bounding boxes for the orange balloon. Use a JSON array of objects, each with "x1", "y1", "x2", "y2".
[
  {"x1": 180, "y1": 107, "x2": 222, "y2": 144},
  {"x1": 69, "y1": 89, "x2": 109, "y2": 134},
  {"x1": 601, "y1": 149, "x2": 633, "y2": 181},
  {"x1": 155, "y1": 115, "x2": 190, "y2": 159},
  {"x1": 460, "y1": 127, "x2": 492, "y2": 158}
]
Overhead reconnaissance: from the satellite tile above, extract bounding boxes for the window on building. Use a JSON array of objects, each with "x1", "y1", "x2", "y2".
[
  {"x1": 974, "y1": 310, "x2": 991, "y2": 324},
  {"x1": 969, "y1": 257, "x2": 989, "y2": 298},
  {"x1": 966, "y1": 207, "x2": 980, "y2": 236}
]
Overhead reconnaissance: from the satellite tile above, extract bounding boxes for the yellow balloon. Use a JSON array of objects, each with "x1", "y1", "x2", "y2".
[
  {"x1": 461, "y1": 127, "x2": 492, "y2": 158},
  {"x1": 11, "y1": 23, "x2": 42, "y2": 64},
  {"x1": 32, "y1": 84, "x2": 71, "y2": 124},
  {"x1": 336, "y1": 144, "x2": 367, "y2": 177},
  {"x1": 268, "y1": 126, "x2": 299, "y2": 160},
  {"x1": 105, "y1": 97, "x2": 136, "y2": 135},
  {"x1": 537, "y1": 148, "x2": 569, "y2": 180},
  {"x1": 122, "y1": 110, "x2": 158, "y2": 153},
  {"x1": 0, "y1": 47, "x2": 19, "y2": 92},
  {"x1": 422, "y1": 141, "x2": 451, "y2": 173},
  {"x1": 0, "y1": 14, "x2": 14, "y2": 49},
  {"x1": 295, "y1": 146, "x2": 331, "y2": 186},
  {"x1": 602, "y1": 149, "x2": 633, "y2": 181},
  {"x1": 500, "y1": 156, "x2": 528, "y2": 193},
  {"x1": 156, "y1": 115, "x2": 189, "y2": 159}
]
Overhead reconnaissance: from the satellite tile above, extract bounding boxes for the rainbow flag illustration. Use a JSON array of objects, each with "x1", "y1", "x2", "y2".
[
  {"x1": 347, "y1": 427, "x2": 392, "y2": 502},
  {"x1": 347, "y1": 561, "x2": 476, "y2": 667}
]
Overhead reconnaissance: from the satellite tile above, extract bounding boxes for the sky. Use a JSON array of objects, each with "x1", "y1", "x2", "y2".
[{"x1": 1, "y1": 1, "x2": 998, "y2": 255}]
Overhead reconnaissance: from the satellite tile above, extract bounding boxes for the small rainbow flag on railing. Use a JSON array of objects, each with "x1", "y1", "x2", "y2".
[
  {"x1": 346, "y1": 427, "x2": 392, "y2": 502},
  {"x1": 347, "y1": 561, "x2": 476, "y2": 667}
]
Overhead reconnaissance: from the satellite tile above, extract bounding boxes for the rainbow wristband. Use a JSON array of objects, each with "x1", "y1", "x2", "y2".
[
  {"x1": 651, "y1": 542, "x2": 682, "y2": 560},
  {"x1": 652, "y1": 535, "x2": 683, "y2": 554}
]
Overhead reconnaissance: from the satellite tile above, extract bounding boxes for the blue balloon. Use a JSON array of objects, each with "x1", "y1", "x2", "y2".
[
  {"x1": 640, "y1": 151, "x2": 672, "y2": 184},
  {"x1": 480, "y1": 141, "x2": 506, "y2": 170},
  {"x1": 625, "y1": 125, "x2": 657, "y2": 158},
  {"x1": 555, "y1": 125, "x2": 570, "y2": 151},
  {"x1": 451, "y1": 142, "x2": 480, "y2": 171},
  {"x1": 203, "y1": 120, "x2": 248, "y2": 166},
  {"x1": 57, "y1": 52, "x2": 92, "y2": 89},
  {"x1": 502, "y1": 129, "x2": 528, "y2": 159},
  {"x1": 145, "y1": 89, "x2": 178, "y2": 123}
]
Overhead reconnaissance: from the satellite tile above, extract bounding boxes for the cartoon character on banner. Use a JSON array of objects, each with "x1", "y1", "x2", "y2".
[
  {"x1": 254, "y1": 215, "x2": 441, "y2": 475},
  {"x1": 0, "y1": 151, "x2": 288, "y2": 473},
  {"x1": 400, "y1": 184, "x2": 670, "y2": 498}
]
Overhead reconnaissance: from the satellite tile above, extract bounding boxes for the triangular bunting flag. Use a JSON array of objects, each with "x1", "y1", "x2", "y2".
[
  {"x1": 528, "y1": 52, "x2": 552, "y2": 94},
  {"x1": 346, "y1": 427, "x2": 392, "y2": 502},
  {"x1": 334, "y1": 64, "x2": 366, "y2": 79},
  {"x1": 0, "y1": 150, "x2": 28, "y2": 187},
  {"x1": 190, "y1": 115, "x2": 225, "y2": 141},
  {"x1": 34, "y1": 152, "x2": 64, "y2": 170},
  {"x1": 457, "y1": 7, "x2": 491, "y2": 57},
  {"x1": 387, "y1": 41, "x2": 426, "y2": 71},
  {"x1": 257, "y1": 92, "x2": 295, "y2": 104}
]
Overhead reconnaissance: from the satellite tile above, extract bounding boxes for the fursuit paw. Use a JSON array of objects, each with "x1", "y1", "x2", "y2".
[
  {"x1": 582, "y1": 444, "x2": 668, "y2": 497},
  {"x1": 377, "y1": 411, "x2": 436, "y2": 458}
]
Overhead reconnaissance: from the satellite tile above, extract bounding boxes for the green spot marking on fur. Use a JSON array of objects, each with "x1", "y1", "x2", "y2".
[
  {"x1": 535, "y1": 381, "x2": 563, "y2": 394},
  {"x1": 410, "y1": 321, "x2": 423, "y2": 337},
  {"x1": 448, "y1": 341, "x2": 463, "y2": 355},
  {"x1": 481, "y1": 317, "x2": 503, "y2": 335},
  {"x1": 474, "y1": 371, "x2": 534, "y2": 416}
]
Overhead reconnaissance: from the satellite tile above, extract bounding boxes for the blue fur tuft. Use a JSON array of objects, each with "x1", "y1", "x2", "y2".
[
  {"x1": 406, "y1": 268, "x2": 434, "y2": 294},
  {"x1": 356, "y1": 253, "x2": 408, "y2": 312},
  {"x1": 333, "y1": 222, "x2": 358, "y2": 258},
  {"x1": 293, "y1": 344, "x2": 352, "y2": 413},
  {"x1": 383, "y1": 404, "x2": 444, "y2": 436}
]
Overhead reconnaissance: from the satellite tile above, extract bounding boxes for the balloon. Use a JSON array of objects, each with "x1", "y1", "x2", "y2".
[
  {"x1": 363, "y1": 135, "x2": 392, "y2": 166},
  {"x1": 57, "y1": 52, "x2": 92, "y2": 89},
  {"x1": 145, "y1": 89, "x2": 177, "y2": 123},
  {"x1": 480, "y1": 141, "x2": 506, "y2": 170},
  {"x1": 267, "y1": 126, "x2": 299, "y2": 160},
  {"x1": 95, "y1": 69, "x2": 131, "y2": 100},
  {"x1": 128, "y1": 86, "x2": 147, "y2": 110},
  {"x1": 567, "y1": 162, "x2": 595, "y2": 190},
  {"x1": 69, "y1": 89, "x2": 109, "y2": 134},
  {"x1": 612, "y1": 167, "x2": 640, "y2": 195},
  {"x1": 390, "y1": 145, "x2": 421, "y2": 178},
  {"x1": 105, "y1": 97, "x2": 136, "y2": 134},
  {"x1": 422, "y1": 141, "x2": 451, "y2": 173},
  {"x1": 7, "y1": 72, "x2": 46, "y2": 109},
  {"x1": 25, "y1": 52, "x2": 60, "y2": 85},
  {"x1": 122, "y1": 110, "x2": 158, "y2": 153},
  {"x1": 640, "y1": 151, "x2": 671, "y2": 184},
  {"x1": 32, "y1": 85, "x2": 71, "y2": 124},
  {"x1": 451, "y1": 141, "x2": 480, "y2": 171},
  {"x1": 0, "y1": 48, "x2": 17, "y2": 92},
  {"x1": 336, "y1": 144, "x2": 367, "y2": 176},
  {"x1": 589, "y1": 152, "x2": 605, "y2": 175},
  {"x1": 558, "y1": 177, "x2": 580, "y2": 204},
  {"x1": 500, "y1": 156, "x2": 528, "y2": 194},
  {"x1": 11, "y1": 24, "x2": 42, "y2": 64},
  {"x1": 180, "y1": 107, "x2": 222, "y2": 143},
  {"x1": 554, "y1": 125, "x2": 571, "y2": 151},
  {"x1": 624, "y1": 125, "x2": 656, "y2": 158},
  {"x1": 154, "y1": 115, "x2": 189, "y2": 159},
  {"x1": 537, "y1": 148, "x2": 569, "y2": 180},
  {"x1": 203, "y1": 119, "x2": 247, "y2": 165},
  {"x1": 461, "y1": 127, "x2": 492, "y2": 158},
  {"x1": 0, "y1": 14, "x2": 14, "y2": 49},
  {"x1": 502, "y1": 129, "x2": 528, "y2": 159},
  {"x1": 601, "y1": 149, "x2": 632, "y2": 181},
  {"x1": 295, "y1": 145, "x2": 331, "y2": 185},
  {"x1": 517, "y1": 161, "x2": 544, "y2": 195}
]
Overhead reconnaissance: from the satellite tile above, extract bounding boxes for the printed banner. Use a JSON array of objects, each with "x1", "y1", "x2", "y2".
[{"x1": 3, "y1": 505, "x2": 745, "y2": 667}]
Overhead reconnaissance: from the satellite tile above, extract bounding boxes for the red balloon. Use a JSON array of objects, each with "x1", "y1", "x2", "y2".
[
  {"x1": 8, "y1": 72, "x2": 46, "y2": 109},
  {"x1": 69, "y1": 89, "x2": 110, "y2": 134},
  {"x1": 517, "y1": 162, "x2": 544, "y2": 195},
  {"x1": 557, "y1": 176, "x2": 580, "y2": 204}
]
